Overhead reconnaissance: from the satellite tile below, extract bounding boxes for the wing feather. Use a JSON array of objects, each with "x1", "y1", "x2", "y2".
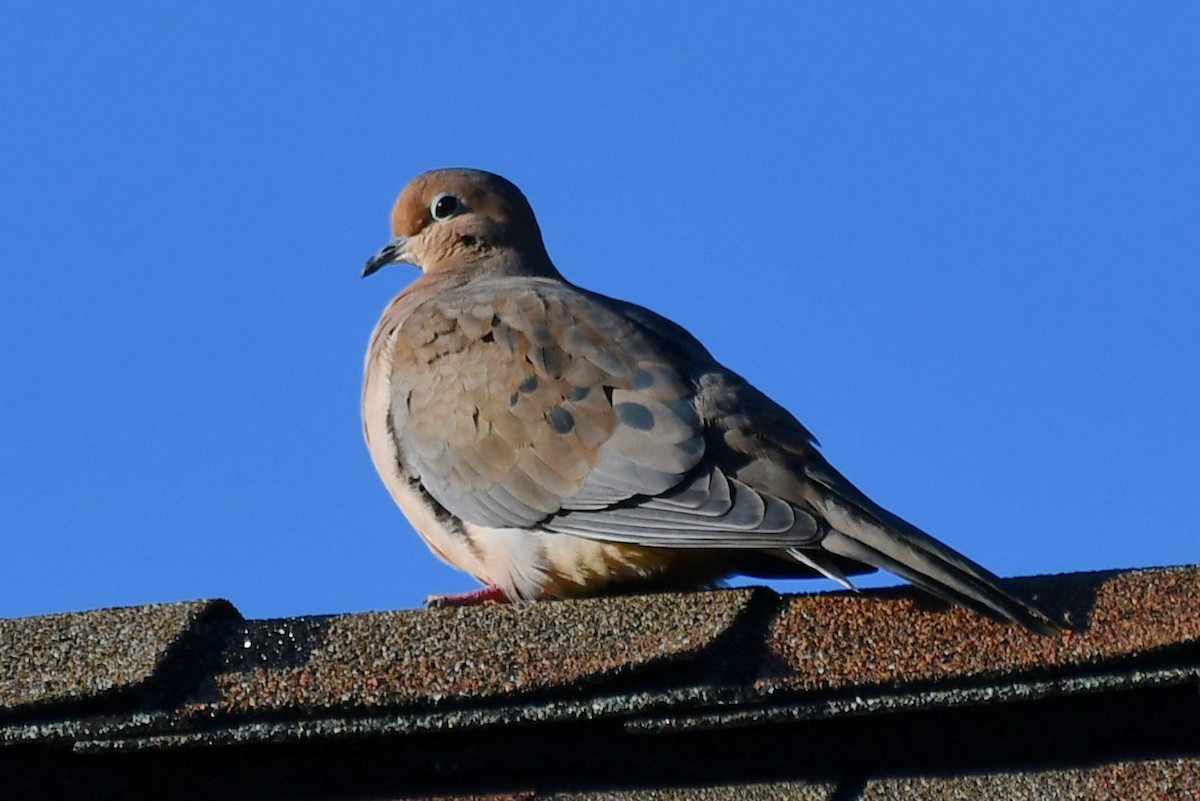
[{"x1": 389, "y1": 277, "x2": 826, "y2": 550}]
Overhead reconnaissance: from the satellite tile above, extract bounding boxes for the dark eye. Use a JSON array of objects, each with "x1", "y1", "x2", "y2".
[{"x1": 430, "y1": 192, "x2": 462, "y2": 221}]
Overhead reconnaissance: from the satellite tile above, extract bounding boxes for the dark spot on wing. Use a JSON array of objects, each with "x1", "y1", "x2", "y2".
[
  {"x1": 634, "y1": 368, "x2": 656, "y2": 390},
  {"x1": 616, "y1": 402, "x2": 654, "y2": 431},
  {"x1": 569, "y1": 386, "x2": 591, "y2": 401},
  {"x1": 547, "y1": 406, "x2": 575, "y2": 434},
  {"x1": 519, "y1": 375, "x2": 539, "y2": 394}
]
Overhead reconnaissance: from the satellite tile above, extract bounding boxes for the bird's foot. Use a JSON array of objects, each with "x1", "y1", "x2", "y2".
[{"x1": 425, "y1": 584, "x2": 510, "y2": 608}]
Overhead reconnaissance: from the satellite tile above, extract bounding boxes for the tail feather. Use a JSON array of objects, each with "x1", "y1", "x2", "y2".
[
  {"x1": 786, "y1": 547, "x2": 858, "y2": 591},
  {"x1": 808, "y1": 466, "x2": 1059, "y2": 634}
]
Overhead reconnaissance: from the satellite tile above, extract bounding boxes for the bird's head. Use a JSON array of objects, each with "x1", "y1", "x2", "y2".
[{"x1": 363, "y1": 168, "x2": 558, "y2": 279}]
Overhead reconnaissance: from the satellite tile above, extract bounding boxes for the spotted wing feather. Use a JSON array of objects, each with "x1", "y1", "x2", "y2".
[{"x1": 389, "y1": 277, "x2": 819, "y2": 547}]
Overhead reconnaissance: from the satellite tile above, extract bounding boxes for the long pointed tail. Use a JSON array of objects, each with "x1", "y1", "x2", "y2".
[{"x1": 806, "y1": 463, "x2": 1060, "y2": 634}]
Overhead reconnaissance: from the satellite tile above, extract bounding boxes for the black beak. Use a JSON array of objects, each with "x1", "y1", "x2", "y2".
[{"x1": 362, "y1": 236, "x2": 410, "y2": 277}]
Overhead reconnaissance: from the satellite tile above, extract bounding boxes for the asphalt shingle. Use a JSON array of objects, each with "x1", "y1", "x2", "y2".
[
  {"x1": 763, "y1": 566, "x2": 1200, "y2": 692},
  {"x1": 3, "y1": 565, "x2": 1199, "y2": 801},
  {"x1": 207, "y1": 587, "x2": 760, "y2": 714},
  {"x1": 859, "y1": 758, "x2": 1200, "y2": 800},
  {"x1": 0, "y1": 599, "x2": 236, "y2": 711}
]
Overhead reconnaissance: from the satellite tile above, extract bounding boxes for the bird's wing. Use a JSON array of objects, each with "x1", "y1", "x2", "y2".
[
  {"x1": 657, "y1": 344, "x2": 1059, "y2": 631},
  {"x1": 388, "y1": 274, "x2": 1057, "y2": 631},
  {"x1": 388, "y1": 276, "x2": 819, "y2": 546}
]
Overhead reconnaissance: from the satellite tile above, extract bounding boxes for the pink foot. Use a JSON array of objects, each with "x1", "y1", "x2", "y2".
[{"x1": 425, "y1": 584, "x2": 511, "y2": 608}]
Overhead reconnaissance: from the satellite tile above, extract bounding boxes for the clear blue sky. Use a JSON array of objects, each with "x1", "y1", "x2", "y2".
[{"x1": 2, "y1": 5, "x2": 1197, "y2": 619}]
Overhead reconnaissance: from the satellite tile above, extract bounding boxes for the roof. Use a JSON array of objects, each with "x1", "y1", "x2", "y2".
[{"x1": 3, "y1": 564, "x2": 1200, "y2": 800}]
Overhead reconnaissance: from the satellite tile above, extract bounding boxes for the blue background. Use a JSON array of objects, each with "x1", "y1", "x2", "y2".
[{"x1": 2, "y1": 4, "x2": 1197, "y2": 619}]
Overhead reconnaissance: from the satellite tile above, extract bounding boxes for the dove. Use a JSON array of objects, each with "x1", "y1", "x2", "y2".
[{"x1": 362, "y1": 168, "x2": 1058, "y2": 632}]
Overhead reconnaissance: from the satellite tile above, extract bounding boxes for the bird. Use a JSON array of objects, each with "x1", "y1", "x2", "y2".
[{"x1": 361, "y1": 167, "x2": 1058, "y2": 633}]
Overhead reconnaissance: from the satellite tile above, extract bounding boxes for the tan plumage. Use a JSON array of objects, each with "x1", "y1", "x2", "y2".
[{"x1": 362, "y1": 167, "x2": 1058, "y2": 632}]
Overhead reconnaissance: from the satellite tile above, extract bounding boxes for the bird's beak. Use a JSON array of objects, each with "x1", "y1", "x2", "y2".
[{"x1": 362, "y1": 235, "x2": 412, "y2": 277}]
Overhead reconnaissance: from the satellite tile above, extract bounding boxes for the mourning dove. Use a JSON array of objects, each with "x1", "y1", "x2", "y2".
[{"x1": 362, "y1": 168, "x2": 1057, "y2": 632}]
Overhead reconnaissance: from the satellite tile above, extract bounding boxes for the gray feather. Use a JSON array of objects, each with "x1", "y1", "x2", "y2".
[{"x1": 810, "y1": 462, "x2": 1058, "y2": 633}]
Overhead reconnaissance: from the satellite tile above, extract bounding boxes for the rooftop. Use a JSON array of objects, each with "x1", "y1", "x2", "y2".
[{"x1": 3, "y1": 564, "x2": 1199, "y2": 799}]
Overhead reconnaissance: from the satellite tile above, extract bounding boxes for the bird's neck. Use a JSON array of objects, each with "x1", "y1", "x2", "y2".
[{"x1": 426, "y1": 249, "x2": 563, "y2": 281}]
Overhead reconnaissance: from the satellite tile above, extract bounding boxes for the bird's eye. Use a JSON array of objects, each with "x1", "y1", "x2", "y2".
[{"x1": 430, "y1": 192, "x2": 462, "y2": 221}]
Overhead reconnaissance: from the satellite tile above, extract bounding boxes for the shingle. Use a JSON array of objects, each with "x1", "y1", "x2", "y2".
[
  {"x1": 763, "y1": 566, "x2": 1200, "y2": 692},
  {"x1": 6, "y1": 565, "x2": 1200, "y2": 748},
  {"x1": 860, "y1": 757, "x2": 1200, "y2": 800},
  {"x1": 4, "y1": 567, "x2": 1200, "y2": 800},
  {"x1": 392, "y1": 795, "x2": 537, "y2": 801},
  {"x1": 546, "y1": 780, "x2": 834, "y2": 799},
  {"x1": 208, "y1": 588, "x2": 760, "y2": 714},
  {"x1": 0, "y1": 599, "x2": 237, "y2": 711}
]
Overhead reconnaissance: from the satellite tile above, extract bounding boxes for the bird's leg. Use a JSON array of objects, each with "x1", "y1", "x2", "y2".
[{"x1": 425, "y1": 584, "x2": 510, "y2": 608}]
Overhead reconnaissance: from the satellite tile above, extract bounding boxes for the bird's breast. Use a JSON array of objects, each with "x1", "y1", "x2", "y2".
[
  {"x1": 362, "y1": 316, "x2": 489, "y2": 580},
  {"x1": 459, "y1": 524, "x2": 727, "y2": 600}
]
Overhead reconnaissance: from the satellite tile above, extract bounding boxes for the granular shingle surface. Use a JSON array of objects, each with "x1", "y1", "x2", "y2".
[
  {"x1": 859, "y1": 758, "x2": 1200, "y2": 800},
  {"x1": 397, "y1": 795, "x2": 536, "y2": 801},
  {"x1": 764, "y1": 565, "x2": 1200, "y2": 692},
  {"x1": 0, "y1": 599, "x2": 236, "y2": 710},
  {"x1": 209, "y1": 588, "x2": 758, "y2": 714},
  {"x1": 546, "y1": 782, "x2": 834, "y2": 799},
  {"x1": 4, "y1": 565, "x2": 1200, "y2": 801}
]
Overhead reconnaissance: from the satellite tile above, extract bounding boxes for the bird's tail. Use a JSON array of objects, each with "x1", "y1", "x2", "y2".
[{"x1": 805, "y1": 462, "x2": 1060, "y2": 634}]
